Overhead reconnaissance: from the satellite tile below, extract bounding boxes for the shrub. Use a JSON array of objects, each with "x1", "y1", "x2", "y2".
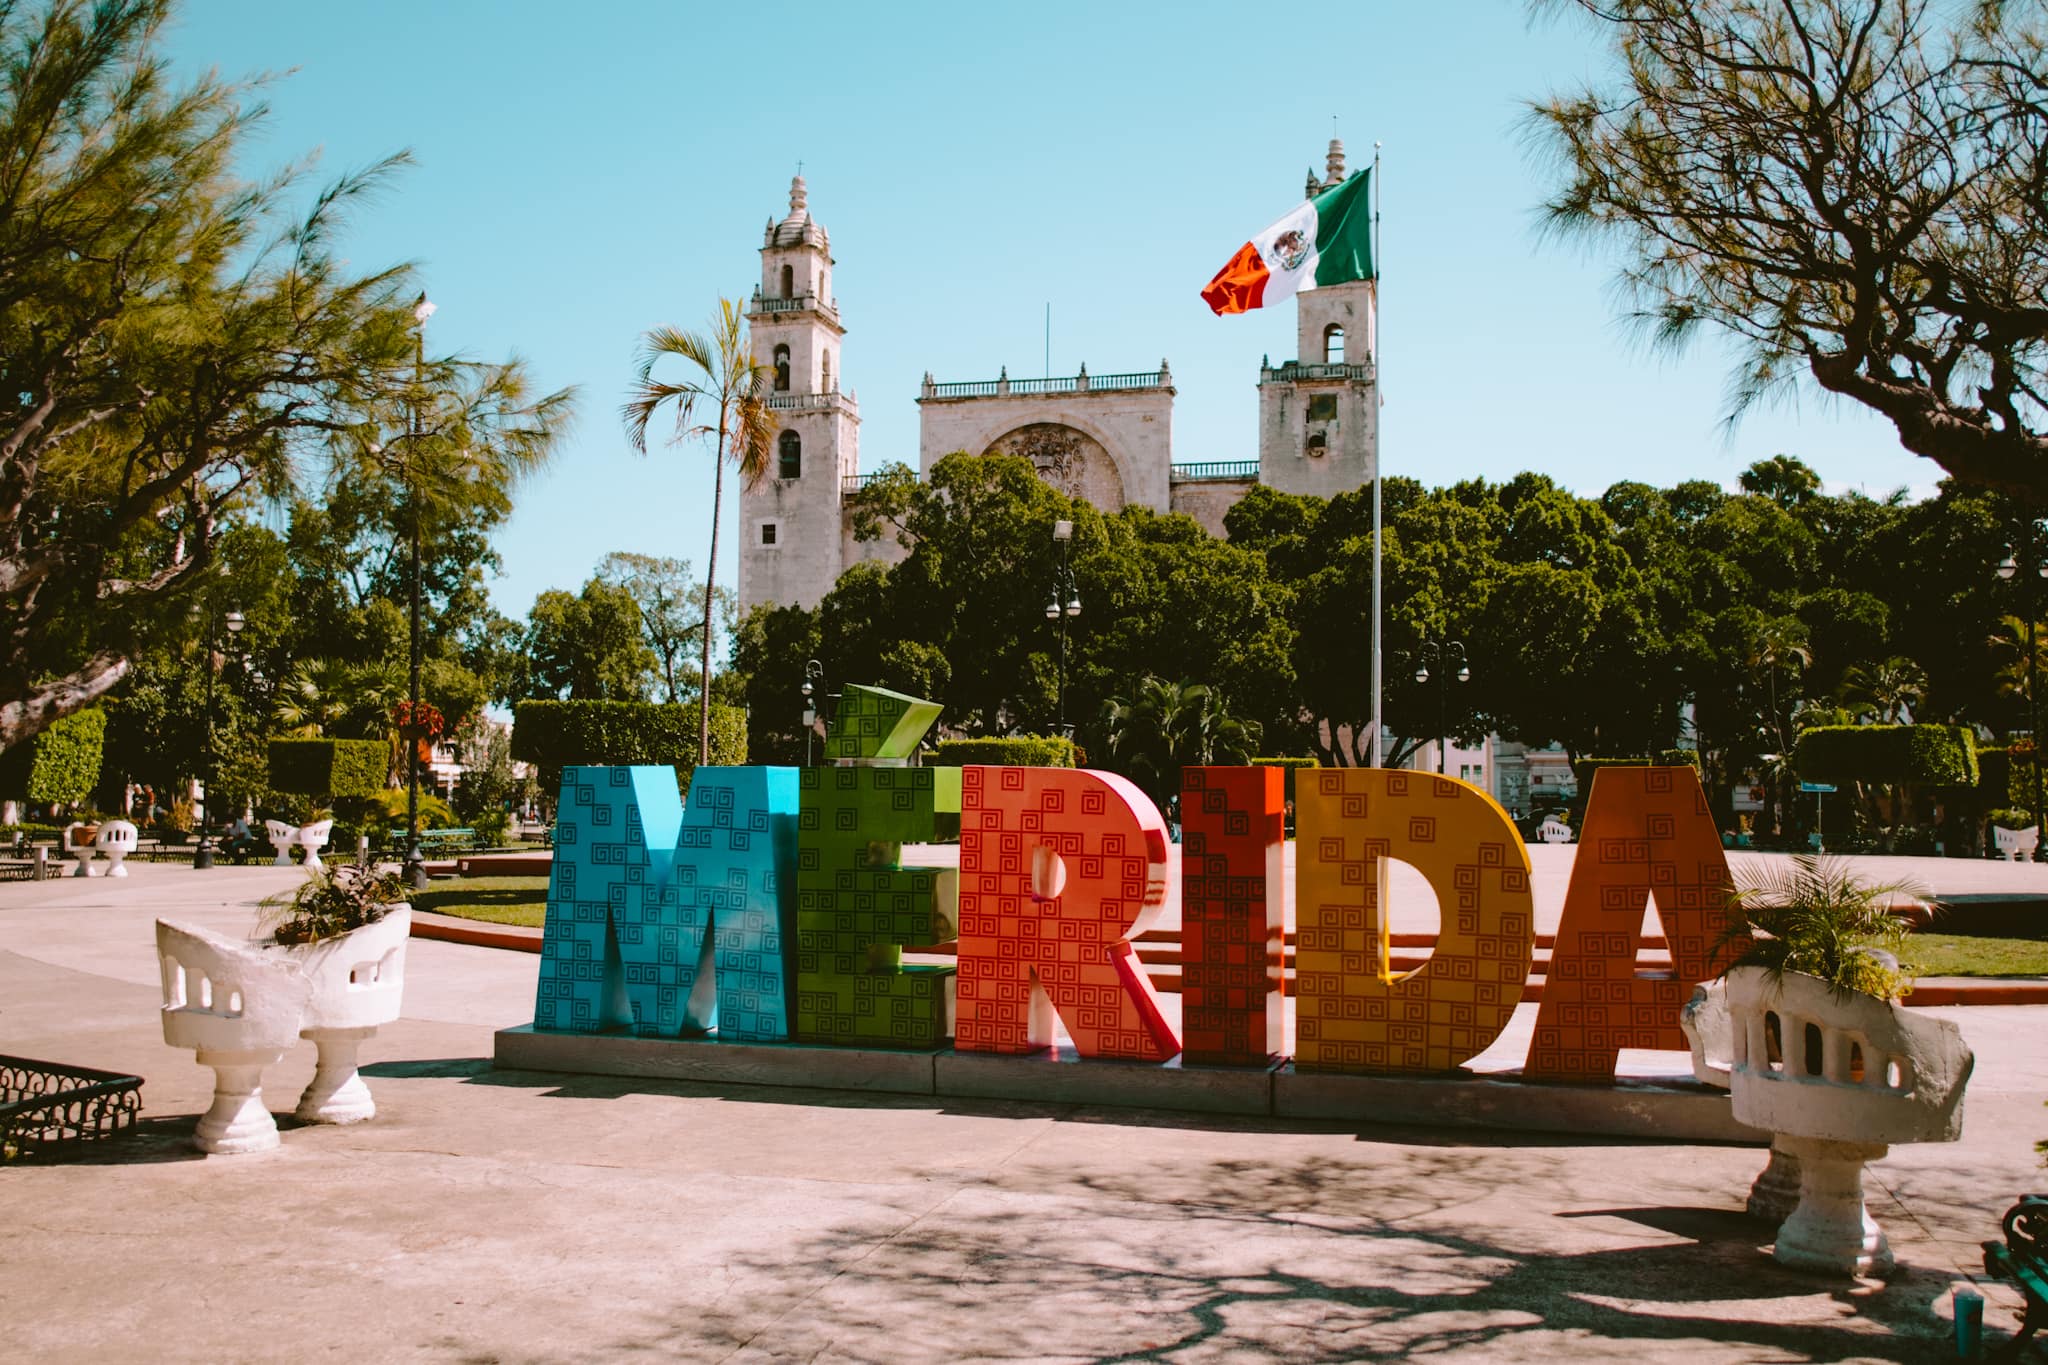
[
  {"x1": 1977, "y1": 745, "x2": 2041, "y2": 811},
  {"x1": 261, "y1": 864, "x2": 408, "y2": 946},
  {"x1": 0, "y1": 709, "x2": 107, "y2": 806},
  {"x1": 361, "y1": 787, "x2": 457, "y2": 830},
  {"x1": 473, "y1": 809, "x2": 511, "y2": 847},
  {"x1": 268, "y1": 739, "x2": 388, "y2": 797},
  {"x1": 1793, "y1": 725, "x2": 1978, "y2": 787},
  {"x1": 512, "y1": 700, "x2": 746, "y2": 797},
  {"x1": 1716, "y1": 854, "x2": 1922, "y2": 1001},
  {"x1": 930, "y1": 736, "x2": 1077, "y2": 768},
  {"x1": 1251, "y1": 756, "x2": 1319, "y2": 801}
]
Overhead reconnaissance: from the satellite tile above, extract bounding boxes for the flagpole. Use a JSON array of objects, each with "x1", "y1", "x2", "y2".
[{"x1": 1370, "y1": 141, "x2": 1383, "y2": 769}]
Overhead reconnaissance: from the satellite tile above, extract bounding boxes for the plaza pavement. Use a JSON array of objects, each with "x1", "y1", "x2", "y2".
[{"x1": 2, "y1": 857, "x2": 2045, "y2": 1362}]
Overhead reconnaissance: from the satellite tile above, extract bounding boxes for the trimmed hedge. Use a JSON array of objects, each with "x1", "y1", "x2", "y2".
[
  {"x1": 268, "y1": 739, "x2": 389, "y2": 797},
  {"x1": 1792, "y1": 724, "x2": 1978, "y2": 787},
  {"x1": 1977, "y1": 745, "x2": 2042, "y2": 810},
  {"x1": 0, "y1": 709, "x2": 109, "y2": 805},
  {"x1": 1569, "y1": 750, "x2": 1702, "y2": 793},
  {"x1": 1251, "y1": 756, "x2": 1319, "y2": 801},
  {"x1": 931, "y1": 736, "x2": 1077, "y2": 768},
  {"x1": 513, "y1": 701, "x2": 747, "y2": 795}
]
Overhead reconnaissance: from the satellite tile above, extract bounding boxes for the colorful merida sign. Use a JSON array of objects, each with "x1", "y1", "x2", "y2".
[{"x1": 535, "y1": 685, "x2": 1733, "y2": 1080}]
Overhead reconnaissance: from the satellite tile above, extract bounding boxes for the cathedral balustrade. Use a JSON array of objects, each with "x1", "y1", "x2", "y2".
[
  {"x1": 765, "y1": 391, "x2": 857, "y2": 415},
  {"x1": 748, "y1": 290, "x2": 839, "y2": 323},
  {"x1": 922, "y1": 367, "x2": 1170, "y2": 400},
  {"x1": 1170, "y1": 460, "x2": 1261, "y2": 482},
  {"x1": 1260, "y1": 360, "x2": 1376, "y2": 384}
]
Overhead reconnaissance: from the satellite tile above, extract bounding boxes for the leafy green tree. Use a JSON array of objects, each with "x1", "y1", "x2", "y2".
[
  {"x1": 0, "y1": 0, "x2": 572, "y2": 749},
  {"x1": 623, "y1": 299, "x2": 772, "y2": 765},
  {"x1": 598, "y1": 552, "x2": 728, "y2": 704},
  {"x1": 520, "y1": 578, "x2": 655, "y2": 702},
  {"x1": 728, "y1": 602, "x2": 823, "y2": 765},
  {"x1": 1533, "y1": 0, "x2": 2048, "y2": 498}
]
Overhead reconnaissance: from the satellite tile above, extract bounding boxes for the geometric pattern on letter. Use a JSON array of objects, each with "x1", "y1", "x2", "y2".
[
  {"x1": 535, "y1": 765, "x2": 684, "y2": 1034},
  {"x1": 670, "y1": 766, "x2": 802, "y2": 1041},
  {"x1": 1525, "y1": 765, "x2": 1734, "y2": 1083},
  {"x1": 1295, "y1": 768, "x2": 1534, "y2": 1074},
  {"x1": 793, "y1": 764, "x2": 955, "y2": 1048},
  {"x1": 1180, "y1": 765, "x2": 1286, "y2": 1065},
  {"x1": 955, "y1": 766, "x2": 1180, "y2": 1061},
  {"x1": 823, "y1": 683, "x2": 942, "y2": 762}
]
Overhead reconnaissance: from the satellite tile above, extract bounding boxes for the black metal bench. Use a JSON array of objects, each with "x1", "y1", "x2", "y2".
[{"x1": 1984, "y1": 1194, "x2": 2048, "y2": 1358}]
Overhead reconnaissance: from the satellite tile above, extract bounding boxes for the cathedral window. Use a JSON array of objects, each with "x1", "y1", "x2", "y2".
[
  {"x1": 1323, "y1": 324, "x2": 1344, "y2": 363},
  {"x1": 760, "y1": 522, "x2": 779, "y2": 546},
  {"x1": 780, "y1": 264, "x2": 794, "y2": 298},
  {"x1": 773, "y1": 344, "x2": 791, "y2": 392},
  {"x1": 1306, "y1": 431, "x2": 1328, "y2": 457},
  {"x1": 778, "y1": 430, "x2": 802, "y2": 479},
  {"x1": 821, "y1": 351, "x2": 832, "y2": 391}
]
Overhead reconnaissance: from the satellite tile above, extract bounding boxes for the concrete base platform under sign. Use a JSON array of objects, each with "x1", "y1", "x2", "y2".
[
  {"x1": 493, "y1": 1023, "x2": 1761, "y2": 1141},
  {"x1": 493, "y1": 1024, "x2": 942, "y2": 1095},
  {"x1": 1274, "y1": 1064, "x2": 1762, "y2": 1143},
  {"x1": 934, "y1": 1046, "x2": 1278, "y2": 1116}
]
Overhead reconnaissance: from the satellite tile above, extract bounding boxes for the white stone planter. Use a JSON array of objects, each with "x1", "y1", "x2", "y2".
[
  {"x1": 266, "y1": 819, "x2": 299, "y2": 866},
  {"x1": 156, "y1": 920, "x2": 311, "y2": 1155},
  {"x1": 156, "y1": 906, "x2": 410, "y2": 1151},
  {"x1": 1681, "y1": 980, "x2": 1803, "y2": 1222},
  {"x1": 64, "y1": 822, "x2": 98, "y2": 876},
  {"x1": 265, "y1": 906, "x2": 410, "y2": 1124},
  {"x1": 1725, "y1": 966, "x2": 1973, "y2": 1277}
]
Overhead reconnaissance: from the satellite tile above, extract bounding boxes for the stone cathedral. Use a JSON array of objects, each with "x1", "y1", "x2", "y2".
[{"x1": 738, "y1": 140, "x2": 1379, "y2": 617}]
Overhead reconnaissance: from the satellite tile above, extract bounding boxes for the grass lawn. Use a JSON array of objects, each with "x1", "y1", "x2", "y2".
[
  {"x1": 410, "y1": 875, "x2": 548, "y2": 928},
  {"x1": 1908, "y1": 932, "x2": 2048, "y2": 978}
]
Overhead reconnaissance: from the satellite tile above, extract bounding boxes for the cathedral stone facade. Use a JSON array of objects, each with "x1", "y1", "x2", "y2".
[{"x1": 738, "y1": 140, "x2": 1378, "y2": 617}]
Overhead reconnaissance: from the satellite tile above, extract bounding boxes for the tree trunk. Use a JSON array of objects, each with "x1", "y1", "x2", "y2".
[
  {"x1": 0, "y1": 651, "x2": 131, "y2": 749},
  {"x1": 700, "y1": 422, "x2": 726, "y2": 768}
]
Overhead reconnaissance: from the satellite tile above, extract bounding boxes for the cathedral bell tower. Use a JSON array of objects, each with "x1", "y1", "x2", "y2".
[
  {"x1": 738, "y1": 174, "x2": 861, "y2": 615},
  {"x1": 1256, "y1": 137, "x2": 1378, "y2": 499}
]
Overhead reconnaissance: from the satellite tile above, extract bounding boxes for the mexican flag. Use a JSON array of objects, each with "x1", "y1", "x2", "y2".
[{"x1": 1201, "y1": 170, "x2": 1374, "y2": 316}]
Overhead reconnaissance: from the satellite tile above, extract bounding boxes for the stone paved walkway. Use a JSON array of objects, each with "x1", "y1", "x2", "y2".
[{"x1": 1, "y1": 860, "x2": 2043, "y2": 1362}]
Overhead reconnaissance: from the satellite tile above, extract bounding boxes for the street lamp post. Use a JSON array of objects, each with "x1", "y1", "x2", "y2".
[
  {"x1": 1047, "y1": 519, "x2": 1081, "y2": 736},
  {"x1": 192, "y1": 608, "x2": 245, "y2": 870},
  {"x1": 1998, "y1": 539, "x2": 2047, "y2": 855},
  {"x1": 802, "y1": 659, "x2": 823, "y2": 766},
  {"x1": 1413, "y1": 639, "x2": 1470, "y2": 776},
  {"x1": 401, "y1": 293, "x2": 436, "y2": 891}
]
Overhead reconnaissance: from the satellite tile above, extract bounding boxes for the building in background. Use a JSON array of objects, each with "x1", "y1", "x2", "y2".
[{"x1": 738, "y1": 140, "x2": 1379, "y2": 617}]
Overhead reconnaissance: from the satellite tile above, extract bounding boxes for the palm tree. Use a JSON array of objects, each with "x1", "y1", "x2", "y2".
[
  {"x1": 1747, "y1": 618, "x2": 1812, "y2": 755},
  {"x1": 1102, "y1": 678, "x2": 1261, "y2": 813},
  {"x1": 1837, "y1": 656, "x2": 1928, "y2": 725},
  {"x1": 1988, "y1": 613, "x2": 2048, "y2": 705},
  {"x1": 623, "y1": 299, "x2": 773, "y2": 764}
]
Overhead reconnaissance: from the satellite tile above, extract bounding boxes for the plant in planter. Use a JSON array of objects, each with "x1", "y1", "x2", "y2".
[
  {"x1": 1712, "y1": 856, "x2": 1972, "y2": 1277},
  {"x1": 258, "y1": 865, "x2": 412, "y2": 1123}
]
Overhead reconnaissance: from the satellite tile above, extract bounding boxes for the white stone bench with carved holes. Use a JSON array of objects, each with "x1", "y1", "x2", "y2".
[
  {"x1": 265, "y1": 819, "x2": 299, "y2": 866},
  {"x1": 1994, "y1": 824, "x2": 2039, "y2": 862},
  {"x1": 94, "y1": 819, "x2": 138, "y2": 878},
  {"x1": 1722, "y1": 967, "x2": 1973, "y2": 1277},
  {"x1": 296, "y1": 817, "x2": 335, "y2": 872}
]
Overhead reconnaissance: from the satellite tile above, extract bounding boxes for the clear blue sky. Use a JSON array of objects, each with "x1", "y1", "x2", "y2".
[{"x1": 165, "y1": 0, "x2": 1925, "y2": 626}]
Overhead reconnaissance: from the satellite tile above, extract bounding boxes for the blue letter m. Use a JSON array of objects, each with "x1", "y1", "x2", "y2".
[{"x1": 535, "y1": 765, "x2": 800, "y2": 1041}]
